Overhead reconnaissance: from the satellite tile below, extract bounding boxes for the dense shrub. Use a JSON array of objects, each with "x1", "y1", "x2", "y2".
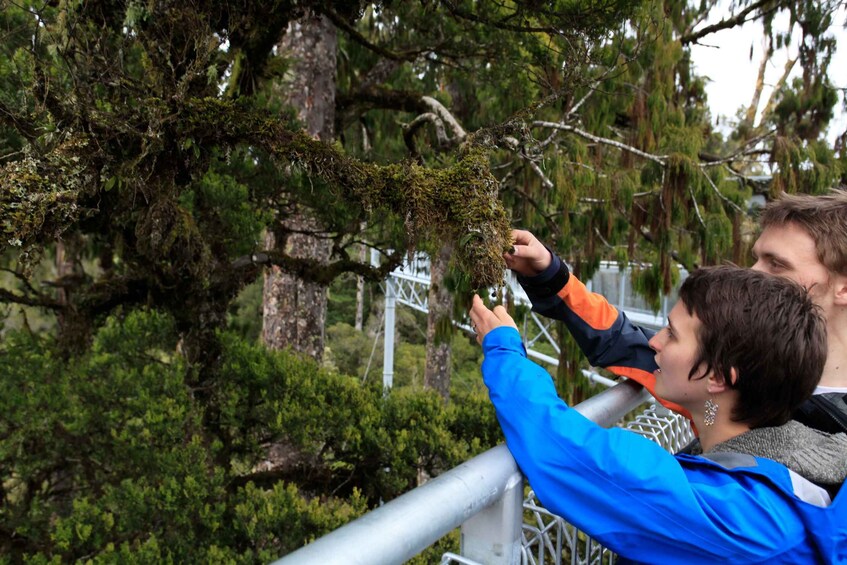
[{"x1": 0, "y1": 310, "x2": 501, "y2": 562}]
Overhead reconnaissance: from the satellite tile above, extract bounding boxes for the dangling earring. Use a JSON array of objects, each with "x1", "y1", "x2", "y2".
[{"x1": 704, "y1": 398, "x2": 719, "y2": 426}]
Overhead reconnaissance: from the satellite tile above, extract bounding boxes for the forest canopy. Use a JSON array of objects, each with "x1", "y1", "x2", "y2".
[{"x1": 1, "y1": 0, "x2": 845, "y2": 561}]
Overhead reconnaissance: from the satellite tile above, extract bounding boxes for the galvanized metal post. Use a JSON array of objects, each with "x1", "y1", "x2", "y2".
[
  {"x1": 618, "y1": 263, "x2": 626, "y2": 308},
  {"x1": 382, "y1": 276, "x2": 396, "y2": 390},
  {"x1": 460, "y1": 468, "x2": 524, "y2": 564}
]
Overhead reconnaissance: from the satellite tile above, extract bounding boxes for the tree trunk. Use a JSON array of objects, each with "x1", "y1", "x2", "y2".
[
  {"x1": 424, "y1": 242, "x2": 453, "y2": 399},
  {"x1": 354, "y1": 238, "x2": 366, "y2": 331},
  {"x1": 421, "y1": 80, "x2": 469, "y2": 399},
  {"x1": 261, "y1": 12, "x2": 336, "y2": 360},
  {"x1": 54, "y1": 237, "x2": 90, "y2": 356}
]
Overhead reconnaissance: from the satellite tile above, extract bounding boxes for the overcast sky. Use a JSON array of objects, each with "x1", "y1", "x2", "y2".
[{"x1": 689, "y1": 4, "x2": 846, "y2": 144}]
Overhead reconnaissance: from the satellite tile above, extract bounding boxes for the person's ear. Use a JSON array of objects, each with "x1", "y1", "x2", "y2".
[
  {"x1": 706, "y1": 368, "x2": 737, "y2": 394},
  {"x1": 833, "y1": 274, "x2": 847, "y2": 307}
]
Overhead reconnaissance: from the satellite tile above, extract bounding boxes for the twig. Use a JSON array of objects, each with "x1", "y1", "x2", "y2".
[
  {"x1": 533, "y1": 121, "x2": 668, "y2": 165},
  {"x1": 525, "y1": 158, "x2": 554, "y2": 189},
  {"x1": 701, "y1": 168, "x2": 745, "y2": 215},
  {"x1": 688, "y1": 183, "x2": 706, "y2": 229},
  {"x1": 323, "y1": 8, "x2": 426, "y2": 62},
  {"x1": 680, "y1": 0, "x2": 776, "y2": 45},
  {"x1": 699, "y1": 129, "x2": 776, "y2": 167}
]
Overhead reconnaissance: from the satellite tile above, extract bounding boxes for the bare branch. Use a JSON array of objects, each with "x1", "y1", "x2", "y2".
[
  {"x1": 744, "y1": 35, "x2": 771, "y2": 128},
  {"x1": 0, "y1": 267, "x2": 43, "y2": 297},
  {"x1": 525, "y1": 157, "x2": 554, "y2": 190},
  {"x1": 0, "y1": 287, "x2": 61, "y2": 310},
  {"x1": 421, "y1": 96, "x2": 467, "y2": 141},
  {"x1": 404, "y1": 112, "x2": 448, "y2": 156},
  {"x1": 700, "y1": 168, "x2": 745, "y2": 215},
  {"x1": 402, "y1": 97, "x2": 467, "y2": 156},
  {"x1": 336, "y1": 86, "x2": 430, "y2": 131},
  {"x1": 688, "y1": 183, "x2": 706, "y2": 229},
  {"x1": 722, "y1": 165, "x2": 773, "y2": 196},
  {"x1": 593, "y1": 226, "x2": 616, "y2": 250},
  {"x1": 230, "y1": 250, "x2": 404, "y2": 285},
  {"x1": 533, "y1": 120, "x2": 668, "y2": 165},
  {"x1": 699, "y1": 129, "x2": 776, "y2": 167},
  {"x1": 323, "y1": 8, "x2": 428, "y2": 62},
  {"x1": 758, "y1": 56, "x2": 797, "y2": 126},
  {"x1": 680, "y1": 0, "x2": 776, "y2": 45},
  {"x1": 568, "y1": 84, "x2": 598, "y2": 118}
]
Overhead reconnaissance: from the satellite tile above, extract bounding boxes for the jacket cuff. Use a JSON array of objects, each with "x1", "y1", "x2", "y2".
[{"x1": 517, "y1": 248, "x2": 570, "y2": 298}]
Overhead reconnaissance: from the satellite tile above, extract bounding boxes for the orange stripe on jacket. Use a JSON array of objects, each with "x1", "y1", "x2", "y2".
[
  {"x1": 557, "y1": 269, "x2": 695, "y2": 426},
  {"x1": 608, "y1": 365, "x2": 693, "y2": 421},
  {"x1": 557, "y1": 275, "x2": 618, "y2": 330}
]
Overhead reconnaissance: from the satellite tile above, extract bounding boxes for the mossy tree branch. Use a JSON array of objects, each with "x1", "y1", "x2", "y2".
[{"x1": 1, "y1": 97, "x2": 512, "y2": 292}]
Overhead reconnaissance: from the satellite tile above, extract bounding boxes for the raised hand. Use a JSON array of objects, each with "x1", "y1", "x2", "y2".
[
  {"x1": 468, "y1": 294, "x2": 518, "y2": 344},
  {"x1": 503, "y1": 229, "x2": 552, "y2": 276}
]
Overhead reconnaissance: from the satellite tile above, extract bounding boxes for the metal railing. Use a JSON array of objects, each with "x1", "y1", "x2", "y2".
[
  {"x1": 507, "y1": 406, "x2": 695, "y2": 565},
  {"x1": 272, "y1": 379, "x2": 654, "y2": 565}
]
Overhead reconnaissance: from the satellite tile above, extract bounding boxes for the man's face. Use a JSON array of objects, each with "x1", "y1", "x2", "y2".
[
  {"x1": 648, "y1": 301, "x2": 707, "y2": 409},
  {"x1": 751, "y1": 223, "x2": 833, "y2": 306}
]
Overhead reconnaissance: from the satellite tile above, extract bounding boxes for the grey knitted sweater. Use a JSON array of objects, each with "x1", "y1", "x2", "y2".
[{"x1": 688, "y1": 420, "x2": 847, "y2": 487}]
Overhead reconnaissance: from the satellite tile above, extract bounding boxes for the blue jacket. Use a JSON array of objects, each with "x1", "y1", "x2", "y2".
[{"x1": 482, "y1": 326, "x2": 847, "y2": 564}]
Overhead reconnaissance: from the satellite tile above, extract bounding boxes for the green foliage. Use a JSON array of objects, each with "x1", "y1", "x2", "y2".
[
  {"x1": 231, "y1": 482, "x2": 368, "y2": 561},
  {"x1": 325, "y1": 272, "x2": 372, "y2": 328},
  {"x1": 631, "y1": 262, "x2": 680, "y2": 313},
  {"x1": 325, "y1": 321, "x2": 374, "y2": 377},
  {"x1": 2, "y1": 0, "x2": 845, "y2": 560},
  {"x1": 0, "y1": 309, "x2": 501, "y2": 561},
  {"x1": 181, "y1": 169, "x2": 269, "y2": 258},
  {"x1": 227, "y1": 277, "x2": 264, "y2": 343},
  {"x1": 450, "y1": 332, "x2": 487, "y2": 397}
]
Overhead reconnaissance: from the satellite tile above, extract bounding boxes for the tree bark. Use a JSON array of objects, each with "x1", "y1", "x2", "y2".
[
  {"x1": 354, "y1": 238, "x2": 366, "y2": 331},
  {"x1": 424, "y1": 242, "x2": 453, "y2": 399},
  {"x1": 744, "y1": 37, "x2": 770, "y2": 129},
  {"x1": 54, "y1": 236, "x2": 91, "y2": 355},
  {"x1": 421, "y1": 79, "x2": 470, "y2": 399},
  {"x1": 262, "y1": 12, "x2": 336, "y2": 360}
]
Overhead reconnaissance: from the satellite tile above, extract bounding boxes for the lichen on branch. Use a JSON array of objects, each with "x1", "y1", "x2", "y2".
[
  {"x1": 249, "y1": 107, "x2": 513, "y2": 287},
  {"x1": 1, "y1": 97, "x2": 513, "y2": 289}
]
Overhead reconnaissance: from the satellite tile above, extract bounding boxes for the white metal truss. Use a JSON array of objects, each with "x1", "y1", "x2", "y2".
[{"x1": 381, "y1": 252, "x2": 679, "y2": 390}]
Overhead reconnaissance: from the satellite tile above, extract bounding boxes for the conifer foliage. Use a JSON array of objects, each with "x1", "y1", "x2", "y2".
[{"x1": 0, "y1": 0, "x2": 844, "y2": 560}]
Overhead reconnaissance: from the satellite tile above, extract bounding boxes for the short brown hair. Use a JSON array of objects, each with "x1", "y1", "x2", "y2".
[
  {"x1": 759, "y1": 190, "x2": 847, "y2": 276},
  {"x1": 678, "y1": 266, "x2": 826, "y2": 429}
]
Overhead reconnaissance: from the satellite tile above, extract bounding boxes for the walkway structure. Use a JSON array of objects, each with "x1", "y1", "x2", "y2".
[
  {"x1": 380, "y1": 251, "x2": 680, "y2": 390},
  {"x1": 275, "y1": 254, "x2": 693, "y2": 565}
]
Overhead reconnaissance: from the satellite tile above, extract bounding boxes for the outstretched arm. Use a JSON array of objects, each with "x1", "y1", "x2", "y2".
[
  {"x1": 503, "y1": 230, "x2": 686, "y2": 416},
  {"x1": 472, "y1": 314, "x2": 805, "y2": 563}
]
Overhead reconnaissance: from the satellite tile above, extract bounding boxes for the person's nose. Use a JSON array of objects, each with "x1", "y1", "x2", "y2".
[
  {"x1": 750, "y1": 259, "x2": 765, "y2": 272},
  {"x1": 648, "y1": 333, "x2": 661, "y2": 352}
]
